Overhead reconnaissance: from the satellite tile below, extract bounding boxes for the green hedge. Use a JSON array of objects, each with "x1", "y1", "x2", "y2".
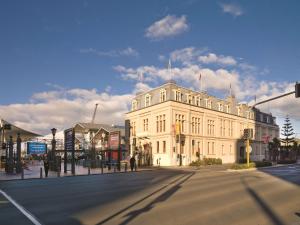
[
  {"x1": 190, "y1": 158, "x2": 222, "y2": 166},
  {"x1": 230, "y1": 161, "x2": 272, "y2": 170}
]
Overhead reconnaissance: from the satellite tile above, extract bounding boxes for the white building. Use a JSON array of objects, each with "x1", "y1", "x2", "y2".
[{"x1": 125, "y1": 81, "x2": 279, "y2": 166}]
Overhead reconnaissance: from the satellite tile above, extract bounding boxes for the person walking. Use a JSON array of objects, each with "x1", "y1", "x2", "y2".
[
  {"x1": 43, "y1": 158, "x2": 49, "y2": 177},
  {"x1": 130, "y1": 156, "x2": 136, "y2": 172}
]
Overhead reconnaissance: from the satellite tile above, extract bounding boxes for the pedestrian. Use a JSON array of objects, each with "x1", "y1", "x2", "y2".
[
  {"x1": 43, "y1": 158, "x2": 49, "y2": 177},
  {"x1": 130, "y1": 156, "x2": 136, "y2": 172}
]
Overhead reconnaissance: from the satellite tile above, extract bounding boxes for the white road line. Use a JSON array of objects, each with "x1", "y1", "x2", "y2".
[{"x1": 0, "y1": 189, "x2": 42, "y2": 225}]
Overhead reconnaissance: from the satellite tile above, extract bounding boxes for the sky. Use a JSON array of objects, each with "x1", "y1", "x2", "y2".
[{"x1": 0, "y1": 0, "x2": 300, "y2": 136}]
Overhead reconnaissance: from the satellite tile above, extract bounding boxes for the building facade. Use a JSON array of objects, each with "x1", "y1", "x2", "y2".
[{"x1": 125, "y1": 81, "x2": 279, "y2": 166}]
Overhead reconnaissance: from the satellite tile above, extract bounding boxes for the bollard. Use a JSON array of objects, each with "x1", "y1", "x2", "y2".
[
  {"x1": 40, "y1": 167, "x2": 43, "y2": 179},
  {"x1": 114, "y1": 164, "x2": 116, "y2": 173},
  {"x1": 134, "y1": 163, "x2": 137, "y2": 172},
  {"x1": 101, "y1": 162, "x2": 103, "y2": 174},
  {"x1": 125, "y1": 163, "x2": 127, "y2": 173},
  {"x1": 57, "y1": 168, "x2": 60, "y2": 178},
  {"x1": 88, "y1": 166, "x2": 91, "y2": 175},
  {"x1": 21, "y1": 167, "x2": 24, "y2": 180}
]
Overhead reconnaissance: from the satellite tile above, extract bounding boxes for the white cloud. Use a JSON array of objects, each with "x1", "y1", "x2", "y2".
[
  {"x1": 198, "y1": 53, "x2": 237, "y2": 66},
  {"x1": 145, "y1": 15, "x2": 189, "y2": 40},
  {"x1": 170, "y1": 47, "x2": 206, "y2": 65},
  {"x1": 219, "y1": 3, "x2": 243, "y2": 17},
  {"x1": 79, "y1": 47, "x2": 139, "y2": 57},
  {"x1": 0, "y1": 88, "x2": 135, "y2": 135}
]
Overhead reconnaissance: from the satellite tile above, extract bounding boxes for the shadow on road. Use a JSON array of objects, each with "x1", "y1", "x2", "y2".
[
  {"x1": 241, "y1": 176, "x2": 285, "y2": 225},
  {"x1": 257, "y1": 164, "x2": 300, "y2": 186},
  {"x1": 97, "y1": 171, "x2": 195, "y2": 225}
]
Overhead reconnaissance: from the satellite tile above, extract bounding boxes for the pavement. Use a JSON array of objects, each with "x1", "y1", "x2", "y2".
[
  {"x1": 0, "y1": 161, "x2": 153, "y2": 181},
  {"x1": 0, "y1": 164, "x2": 299, "y2": 225}
]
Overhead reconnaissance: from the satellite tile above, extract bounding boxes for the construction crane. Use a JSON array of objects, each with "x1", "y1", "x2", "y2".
[{"x1": 91, "y1": 103, "x2": 99, "y2": 124}]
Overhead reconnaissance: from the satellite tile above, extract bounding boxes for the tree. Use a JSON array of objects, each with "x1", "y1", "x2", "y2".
[
  {"x1": 268, "y1": 137, "x2": 281, "y2": 161},
  {"x1": 280, "y1": 116, "x2": 295, "y2": 157}
]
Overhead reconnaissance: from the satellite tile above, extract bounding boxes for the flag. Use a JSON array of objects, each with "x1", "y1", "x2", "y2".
[{"x1": 139, "y1": 72, "x2": 144, "y2": 83}]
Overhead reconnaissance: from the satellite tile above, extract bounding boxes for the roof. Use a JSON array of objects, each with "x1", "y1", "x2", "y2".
[
  {"x1": 73, "y1": 123, "x2": 125, "y2": 136},
  {"x1": 0, "y1": 119, "x2": 41, "y2": 142}
]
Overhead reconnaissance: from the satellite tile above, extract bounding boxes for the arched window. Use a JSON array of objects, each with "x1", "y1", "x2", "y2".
[
  {"x1": 160, "y1": 89, "x2": 167, "y2": 102},
  {"x1": 131, "y1": 100, "x2": 138, "y2": 111},
  {"x1": 145, "y1": 94, "x2": 151, "y2": 107}
]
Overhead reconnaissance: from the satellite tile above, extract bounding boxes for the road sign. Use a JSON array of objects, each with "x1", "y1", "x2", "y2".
[{"x1": 262, "y1": 135, "x2": 270, "y2": 144}]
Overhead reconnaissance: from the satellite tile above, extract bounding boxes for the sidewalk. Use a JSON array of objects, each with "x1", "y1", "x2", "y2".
[{"x1": 0, "y1": 162, "x2": 155, "y2": 181}]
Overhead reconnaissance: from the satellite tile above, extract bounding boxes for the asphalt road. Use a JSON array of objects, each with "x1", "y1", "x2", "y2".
[{"x1": 0, "y1": 164, "x2": 300, "y2": 225}]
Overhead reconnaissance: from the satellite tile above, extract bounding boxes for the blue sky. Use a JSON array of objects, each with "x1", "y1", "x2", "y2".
[{"x1": 0, "y1": 0, "x2": 300, "y2": 135}]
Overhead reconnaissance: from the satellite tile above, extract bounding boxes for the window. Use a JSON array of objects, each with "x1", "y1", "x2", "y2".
[
  {"x1": 219, "y1": 119, "x2": 225, "y2": 137},
  {"x1": 230, "y1": 145, "x2": 232, "y2": 154},
  {"x1": 157, "y1": 141, "x2": 159, "y2": 153},
  {"x1": 163, "y1": 115, "x2": 166, "y2": 132},
  {"x1": 160, "y1": 89, "x2": 167, "y2": 102},
  {"x1": 145, "y1": 94, "x2": 151, "y2": 107},
  {"x1": 195, "y1": 96, "x2": 201, "y2": 106},
  {"x1": 175, "y1": 114, "x2": 185, "y2": 133},
  {"x1": 246, "y1": 111, "x2": 250, "y2": 119},
  {"x1": 218, "y1": 103, "x2": 223, "y2": 112},
  {"x1": 174, "y1": 89, "x2": 182, "y2": 101},
  {"x1": 208, "y1": 100, "x2": 212, "y2": 109},
  {"x1": 212, "y1": 142, "x2": 215, "y2": 154},
  {"x1": 131, "y1": 122, "x2": 136, "y2": 136},
  {"x1": 222, "y1": 144, "x2": 225, "y2": 155},
  {"x1": 237, "y1": 107, "x2": 241, "y2": 116},
  {"x1": 226, "y1": 105, "x2": 230, "y2": 113},
  {"x1": 131, "y1": 100, "x2": 138, "y2": 111},
  {"x1": 143, "y1": 118, "x2": 148, "y2": 132},
  {"x1": 186, "y1": 94, "x2": 192, "y2": 104},
  {"x1": 163, "y1": 141, "x2": 166, "y2": 153},
  {"x1": 157, "y1": 114, "x2": 166, "y2": 133},
  {"x1": 208, "y1": 142, "x2": 210, "y2": 154},
  {"x1": 207, "y1": 120, "x2": 215, "y2": 136}
]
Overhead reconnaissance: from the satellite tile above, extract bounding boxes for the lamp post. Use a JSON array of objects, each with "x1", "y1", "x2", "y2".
[
  {"x1": 16, "y1": 133, "x2": 22, "y2": 173},
  {"x1": 51, "y1": 128, "x2": 57, "y2": 171},
  {"x1": 101, "y1": 132, "x2": 106, "y2": 160}
]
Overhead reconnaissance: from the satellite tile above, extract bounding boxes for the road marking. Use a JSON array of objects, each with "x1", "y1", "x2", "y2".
[{"x1": 0, "y1": 189, "x2": 42, "y2": 225}]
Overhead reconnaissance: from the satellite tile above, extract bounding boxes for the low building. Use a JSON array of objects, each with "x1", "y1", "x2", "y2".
[
  {"x1": 68, "y1": 123, "x2": 127, "y2": 161},
  {"x1": 125, "y1": 81, "x2": 279, "y2": 166}
]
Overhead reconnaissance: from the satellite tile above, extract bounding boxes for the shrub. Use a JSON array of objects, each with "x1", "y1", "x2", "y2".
[
  {"x1": 230, "y1": 161, "x2": 272, "y2": 170},
  {"x1": 190, "y1": 158, "x2": 222, "y2": 166},
  {"x1": 254, "y1": 161, "x2": 272, "y2": 167},
  {"x1": 230, "y1": 162, "x2": 256, "y2": 170}
]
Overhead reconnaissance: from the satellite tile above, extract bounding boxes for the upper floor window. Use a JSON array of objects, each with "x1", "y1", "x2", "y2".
[
  {"x1": 145, "y1": 94, "x2": 151, "y2": 107},
  {"x1": 218, "y1": 103, "x2": 223, "y2": 112},
  {"x1": 246, "y1": 111, "x2": 250, "y2": 119},
  {"x1": 205, "y1": 99, "x2": 212, "y2": 108},
  {"x1": 225, "y1": 105, "x2": 230, "y2": 113},
  {"x1": 160, "y1": 89, "x2": 167, "y2": 102},
  {"x1": 174, "y1": 89, "x2": 182, "y2": 102},
  {"x1": 195, "y1": 96, "x2": 201, "y2": 106},
  {"x1": 186, "y1": 94, "x2": 193, "y2": 104},
  {"x1": 131, "y1": 100, "x2": 138, "y2": 111},
  {"x1": 237, "y1": 107, "x2": 241, "y2": 116}
]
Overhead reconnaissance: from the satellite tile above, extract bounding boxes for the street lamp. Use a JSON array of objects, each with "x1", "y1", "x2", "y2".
[{"x1": 51, "y1": 128, "x2": 57, "y2": 171}]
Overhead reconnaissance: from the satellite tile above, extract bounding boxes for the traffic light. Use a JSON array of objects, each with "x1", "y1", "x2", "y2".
[
  {"x1": 243, "y1": 128, "x2": 254, "y2": 139},
  {"x1": 296, "y1": 82, "x2": 300, "y2": 98}
]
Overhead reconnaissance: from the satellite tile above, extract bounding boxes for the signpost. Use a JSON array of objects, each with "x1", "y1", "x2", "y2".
[
  {"x1": 27, "y1": 142, "x2": 47, "y2": 155},
  {"x1": 109, "y1": 131, "x2": 121, "y2": 170},
  {"x1": 64, "y1": 128, "x2": 75, "y2": 174}
]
